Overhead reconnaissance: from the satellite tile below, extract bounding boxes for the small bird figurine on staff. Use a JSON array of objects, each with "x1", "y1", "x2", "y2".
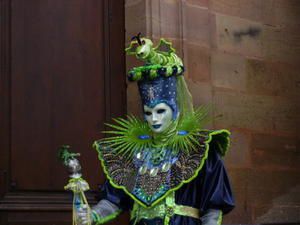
[{"x1": 58, "y1": 145, "x2": 92, "y2": 225}]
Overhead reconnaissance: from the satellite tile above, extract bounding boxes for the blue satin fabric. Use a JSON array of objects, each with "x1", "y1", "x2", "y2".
[{"x1": 100, "y1": 147, "x2": 235, "y2": 225}]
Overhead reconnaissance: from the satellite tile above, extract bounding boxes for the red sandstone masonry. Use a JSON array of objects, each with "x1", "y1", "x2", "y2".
[
  {"x1": 246, "y1": 59, "x2": 300, "y2": 97},
  {"x1": 262, "y1": 25, "x2": 300, "y2": 64},
  {"x1": 254, "y1": 204, "x2": 300, "y2": 224},
  {"x1": 183, "y1": 3, "x2": 211, "y2": 48},
  {"x1": 211, "y1": 50, "x2": 247, "y2": 91},
  {"x1": 186, "y1": 43, "x2": 211, "y2": 82},
  {"x1": 251, "y1": 133, "x2": 300, "y2": 170},
  {"x1": 154, "y1": 0, "x2": 182, "y2": 38},
  {"x1": 213, "y1": 90, "x2": 299, "y2": 135},
  {"x1": 187, "y1": 0, "x2": 209, "y2": 8},
  {"x1": 210, "y1": 0, "x2": 300, "y2": 27},
  {"x1": 210, "y1": 0, "x2": 264, "y2": 23},
  {"x1": 214, "y1": 13, "x2": 264, "y2": 58},
  {"x1": 126, "y1": 0, "x2": 300, "y2": 223},
  {"x1": 224, "y1": 168, "x2": 253, "y2": 224},
  {"x1": 125, "y1": 0, "x2": 147, "y2": 41},
  {"x1": 224, "y1": 130, "x2": 252, "y2": 168},
  {"x1": 186, "y1": 79, "x2": 213, "y2": 107}
]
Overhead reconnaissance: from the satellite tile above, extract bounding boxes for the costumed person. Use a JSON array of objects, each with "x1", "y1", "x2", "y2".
[{"x1": 76, "y1": 34, "x2": 235, "y2": 225}]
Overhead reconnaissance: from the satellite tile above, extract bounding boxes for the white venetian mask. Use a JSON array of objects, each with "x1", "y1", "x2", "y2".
[{"x1": 143, "y1": 103, "x2": 173, "y2": 133}]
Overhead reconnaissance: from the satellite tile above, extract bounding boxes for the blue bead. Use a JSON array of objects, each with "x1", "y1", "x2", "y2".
[
  {"x1": 172, "y1": 65, "x2": 178, "y2": 75},
  {"x1": 138, "y1": 135, "x2": 151, "y2": 140},
  {"x1": 158, "y1": 67, "x2": 167, "y2": 75},
  {"x1": 128, "y1": 71, "x2": 135, "y2": 81},
  {"x1": 178, "y1": 130, "x2": 188, "y2": 136}
]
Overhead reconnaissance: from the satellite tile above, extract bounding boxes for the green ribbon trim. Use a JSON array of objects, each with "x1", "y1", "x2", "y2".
[
  {"x1": 164, "y1": 192, "x2": 200, "y2": 224},
  {"x1": 94, "y1": 129, "x2": 230, "y2": 209},
  {"x1": 131, "y1": 191, "x2": 200, "y2": 225},
  {"x1": 66, "y1": 177, "x2": 86, "y2": 185},
  {"x1": 217, "y1": 211, "x2": 223, "y2": 225},
  {"x1": 93, "y1": 209, "x2": 121, "y2": 225}
]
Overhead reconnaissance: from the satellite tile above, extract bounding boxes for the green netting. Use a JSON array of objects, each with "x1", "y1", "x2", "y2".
[{"x1": 176, "y1": 76, "x2": 194, "y2": 119}]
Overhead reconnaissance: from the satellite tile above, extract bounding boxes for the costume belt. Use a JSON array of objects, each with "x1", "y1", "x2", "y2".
[{"x1": 130, "y1": 192, "x2": 200, "y2": 225}]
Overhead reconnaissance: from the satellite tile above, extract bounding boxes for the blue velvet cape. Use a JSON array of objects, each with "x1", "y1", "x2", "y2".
[{"x1": 99, "y1": 147, "x2": 235, "y2": 225}]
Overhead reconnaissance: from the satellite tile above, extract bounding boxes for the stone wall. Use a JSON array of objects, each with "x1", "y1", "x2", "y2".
[{"x1": 125, "y1": 0, "x2": 300, "y2": 224}]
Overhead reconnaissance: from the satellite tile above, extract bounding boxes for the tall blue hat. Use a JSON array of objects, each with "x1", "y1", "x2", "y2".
[
  {"x1": 125, "y1": 34, "x2": 188, "y2": 120},
  {"x1": 138, "y1": 76, "x2": 178, "y2": 119}
]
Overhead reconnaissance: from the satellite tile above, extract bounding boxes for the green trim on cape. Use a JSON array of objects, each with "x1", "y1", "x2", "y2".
[{"x1": 93, "y1": 129, "x2": 230, "y2": 209}]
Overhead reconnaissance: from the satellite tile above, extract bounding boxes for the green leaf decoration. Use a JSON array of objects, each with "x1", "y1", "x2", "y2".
[
  {"x1": 125, "y1": 41, "x2": 139, "y2": 55},
  {"x1": 153, "y1": 38, "x2": 176, "y2": 56},
  {"x1": 57, "y1": 145, "x2": 80, "y2": 166}
]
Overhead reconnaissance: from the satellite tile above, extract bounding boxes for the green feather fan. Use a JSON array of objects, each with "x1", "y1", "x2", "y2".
[
  {"x1": 100, "y1": 106, "x2": 211, "y2": 160},
  {"x1": 168, "y1": 105, "x2": 210, "y2": 154},
  {"x1": 101, "y1": 115, "x2": 152, "y2": 159}
]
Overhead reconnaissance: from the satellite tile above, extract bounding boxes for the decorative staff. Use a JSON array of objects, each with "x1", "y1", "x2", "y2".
[{"x1": 58, "y1": 145, "x2": 92, "y2": 225}]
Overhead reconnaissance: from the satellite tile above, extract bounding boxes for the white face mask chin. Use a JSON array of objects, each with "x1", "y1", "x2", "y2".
[{"x1": 143, "y1": 103, "x2": 173, "y2": 133}]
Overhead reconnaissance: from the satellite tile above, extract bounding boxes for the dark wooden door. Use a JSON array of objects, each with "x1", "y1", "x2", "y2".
[{"x1": 0, "y1": 0, "x2": 127, "y2": 224}]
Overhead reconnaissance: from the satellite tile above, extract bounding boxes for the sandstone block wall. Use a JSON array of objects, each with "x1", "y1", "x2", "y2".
[{"x1": 125, "y1": 0, "x2": 300, "y2": 223}]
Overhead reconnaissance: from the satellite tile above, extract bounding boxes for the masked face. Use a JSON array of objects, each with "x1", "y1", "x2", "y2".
[{"x1": 143, "y1": 103, "x2": 173, "y2": 133}]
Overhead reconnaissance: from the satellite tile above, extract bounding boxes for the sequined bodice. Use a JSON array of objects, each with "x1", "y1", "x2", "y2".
[{"x1": 96, "y1": 130, "x2": 210, "y2": 207}]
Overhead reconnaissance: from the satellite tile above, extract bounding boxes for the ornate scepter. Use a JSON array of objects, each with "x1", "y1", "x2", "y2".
[{"x1": 58, "y1": 145, "x2": 92, "y2": 225}]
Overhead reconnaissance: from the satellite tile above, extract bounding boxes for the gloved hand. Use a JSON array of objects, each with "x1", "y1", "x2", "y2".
[
  {"x1": 76, "y1": 199, "x2": 120, "y2": 225},
  {"x1": 76, "y1": 204, "x2": 93, "y2": 225},
  {"x1": 201, "y1": 209, "x2": 223, "y2": 225}
]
